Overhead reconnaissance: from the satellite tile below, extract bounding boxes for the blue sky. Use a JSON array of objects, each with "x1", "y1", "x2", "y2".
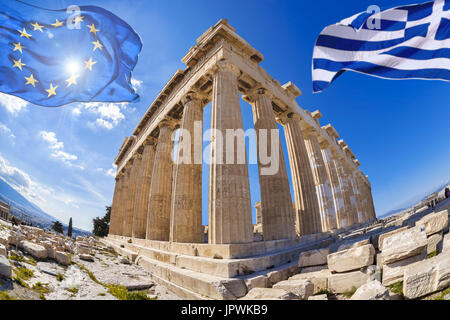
[{"x1": 0, "y1": 0, "x2": 449, "y2": 231}]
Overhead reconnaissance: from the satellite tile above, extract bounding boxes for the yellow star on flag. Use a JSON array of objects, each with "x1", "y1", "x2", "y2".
[
  {"x1": 46, "y1": 83, "x2": 58, "y2": 97},
  {"x1": 92, "y1": 40, "x2": 103, "y2": 51},
  {"x1": 51, "y1": 19, "x2": 64, "y2": 28},
  {"x1": 74, "y1": 16, "x2": 85, "y2": 24},
  {"x1": 30, "y1": 22, "x2": 44, "y2": 32},
  {"x1": 25, "y1": 74, "x2": 39, "y2": 87},
  {"x1": 87, "y1": 24, "x2": 99, "y2": 35},
  {"x1": 65, "y1": 74, "x2": 80, "y2": 87},
  {"x1": 18, "y1": 28, "x2": 32, "y2": 39},
  {"x1": 12, "y1": 58, "x2": 26, "y2": 71},
  {"x1": 12, "y1": 42, "x2": 25, "y2": 53},
  {"x1": 84, "y1": 58, "x2": 97, "y2": 71}
]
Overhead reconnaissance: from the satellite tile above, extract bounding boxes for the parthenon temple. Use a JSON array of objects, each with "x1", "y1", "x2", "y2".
[{"x1": 105, "y1": 19, "x2": 377, "y2": 299}]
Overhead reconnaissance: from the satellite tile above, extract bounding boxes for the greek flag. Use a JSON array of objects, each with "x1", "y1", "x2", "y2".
[{"x1": 312, "y1": 0, "x2": 450, "y2": 93}]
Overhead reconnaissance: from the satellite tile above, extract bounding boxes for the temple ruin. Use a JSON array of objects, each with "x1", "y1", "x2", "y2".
[{"x1": 105, "y1": 19, "x2": 377, "y2": 299}]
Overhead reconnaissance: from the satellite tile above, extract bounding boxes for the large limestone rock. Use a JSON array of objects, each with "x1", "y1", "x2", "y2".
[
  {"x1": 377, "y1": 226, "x2": 408, "y2": 251},
  {"x1": 289, "y1": 269, "x2": 331, "y2": 294},
  {"x1": 21, "y1": 240, "x2": 48, "y2": 259},
  {"x1": 0, "y1": 254, "x2": 11, "y2": 278},
  {"x1": 308, "y1": 294, "x2": 328, "y2": 300},
  {"x1": 442, "y1": 233, "x2": 450, "y2": 252},
  {"x1": 298, "y1": 248, "x2": 329, "y2": 268},
  {"x1": 415, "y1": 210, "x2": 448, "y2": 236},
  {"x1": 378, "y1": 226, "x2": 427, "y2": 265},
  {"x1": 337, "y1": 239, "x2": 370, "y2": 252},
  {"x1": 272, "y1": 279, "x2": 314, "y2": 300},
  {"x1": 0, "y1": 243, "x2": 7, "y2": 257},
  {"x1": 79, "y1": 254, "x2": 95, "y2": 262},
  {"x1": 242, "y1": 288, "x2": 298, "y2": 300},
  {"x1": 327, "y1": 244, "x2": 375, "y2": 273},
  {"x1": 350, "y1": 280, "x2": 390, "y2": 300},
  {"x1": 55, "y1": 251, "x2": 71, "y2": 266},
  {"x1": 403, "y1": 252, "x2": 450, "y2": 299},
  {"x1": 381, "y1": 251, "x2": 427, "y2": 286},
  {"x1": 427, "y1": 232, "x2": 443, "y2": 254},
  {"x1": 245, "y1": 275, "x2": 269, "y2": 291},
  {"x1": 328, "y1": 270, "x2": 370, "y2": 293}
]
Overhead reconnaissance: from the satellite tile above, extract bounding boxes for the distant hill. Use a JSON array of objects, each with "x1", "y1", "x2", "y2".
[
  {"x1": 381, "y1": 180, "x2": 450, "y2": 219},
  {"x1": 0, "y1": 178, "x2": 91, "y2": 237}
]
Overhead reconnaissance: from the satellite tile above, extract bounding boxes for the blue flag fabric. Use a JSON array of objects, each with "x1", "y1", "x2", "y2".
[
  {"x1": 0, "y1": 0, "x2": 142, "y2": 107},
  {"x1": 312, "y1": 0, "x2": 450, "y2": 93}
]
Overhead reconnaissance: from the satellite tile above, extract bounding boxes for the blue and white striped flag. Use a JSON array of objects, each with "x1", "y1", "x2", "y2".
[{"x1": 312, "y1": 0, "x2": 450, "y2": 93}]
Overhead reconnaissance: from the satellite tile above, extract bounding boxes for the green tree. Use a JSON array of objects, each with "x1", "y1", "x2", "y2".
[
  {"x1": 92, "y1": 206, "x2": 111, "y2": 237},
  {"x1": 68, "y1": 217, "x2": 73, "y2": 238},
  {"x1": 51, "y1": 221, "x2": 63, "y2": 234}
]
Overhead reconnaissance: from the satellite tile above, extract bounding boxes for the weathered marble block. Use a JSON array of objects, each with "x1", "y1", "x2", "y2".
[{"x1": 327, "y1": 244, "x2": 375, "y2": 273}]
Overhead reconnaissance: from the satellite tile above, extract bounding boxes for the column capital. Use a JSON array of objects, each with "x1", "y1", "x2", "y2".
[
  {"x1": 212, "y1": 59, "x2": 241, "y2": 77},
  {"x1": 242, "y1": 86, "x2": 273, "y2": 103},
  {"x1": 322, "y1": 124, "x2": 340, "y2": 140},
  {"x1": 144, "y1": 135, "x2": 157, "y2": 146},
  {"x1": 159, "y1": 116, "x2": 178, "y2": 130},
  {"x1": 276, "y1": 111, "x2": 301, "y2": 125},
  {"x1": 181, "y1": 89, "x2": 209, "y2": 105}
]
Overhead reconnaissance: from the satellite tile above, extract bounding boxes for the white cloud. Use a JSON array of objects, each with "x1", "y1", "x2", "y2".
[
  {"x1": 39, "y1": 131, "x2": 83, "y2": 169},
  {"x1": 0, "y1": 154, "x2": 52, "y2": 206},
  {"x1": 0, "y1": 123, "x2": 15, "y2": 139},
  {"x1": 97, "y1": 164, "x2": 116, "y2": 178},
  {"x1": 73, "y1": 102, "x2": 129, "y2": 130},
  {"x1": 0, "y1": 93, "x2": 28, "y2": 114},
  {"x1": 131, "y1": 78, "x2": 143, "y2": 92},
  {"x1": 72, "y1": 107, "x2": 81, "y2": 116}
]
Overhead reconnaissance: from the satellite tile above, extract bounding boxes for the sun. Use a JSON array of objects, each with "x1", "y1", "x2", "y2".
[{"x1": 66, "y1": 59, "x2": 82, "y2": 75}]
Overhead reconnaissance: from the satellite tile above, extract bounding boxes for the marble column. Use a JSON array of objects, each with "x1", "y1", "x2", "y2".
[
  {"x1": 334, "y1": 156, "x2": 357, "y2": 227},
  {"x1": 320, "y1": 144, "x2": 347, "y2": 229},
  {"x1": 366, "y1": 180, "x2": 376, "y2": 220},
  {"x1": 280, "y1": 113, "x2": 322, "y2": 235},
  {"x1": 255, "y1": 201, "x2": 262, "y2": 224},
  {"x1": 341, "y1": 161, "x2": 360, "y2": 226},
  {"x1": 348, "y1": 169, "x2": 364, "y2": 223},
  {"x1": 132, "y1": 138, "x2": 157, "y2": 239},
  {"x1": 356, "y1": 174, "x2": 370, "y2": 222},
  {"x1": 303, "y1": 129, "x2": 337, "y2": 231},
  {"x1": 170, "y1": 93, "x2": 204, "y2": 243},
  {"x1": 122, "y1": 154, "x2": 142, "y2": 237},
  {"x1": 109, "y1": 176, "x2": 121, "y2": 235},
  {"x1": 248, "y1": 88, "x2": 295, "y2": 240},
  {"x1": 146, "y1": 120, "x2": 176, "y2": 241},
  {"x1": 117, "y1": 167, "x2": 130, "y2": 236},
  {"x1": 208, "y1": 60, "x2": 253, "y2": 244}
]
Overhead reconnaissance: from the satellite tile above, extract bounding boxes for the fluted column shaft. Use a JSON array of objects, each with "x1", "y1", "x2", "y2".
[
  {"x1": 123, "y1": 155, "x2": 142, "y2": 237},
  {"x1": 146, "y1": 122, "x2": 175, "y2": 241},
  {"x1": 334, "y1": 157, "x2": 357, "y2": 226},
  {"x1": 304, "y1": 131, "x2": 337, "y2": 231},
  {"x1": 208, "y1": 61, "x2": 253, "y2": 244},
  {"x1": 251, "y1": 90, "x2": 295, "y2": 240},
  {"x1": 348, "y1": 169, "x2": 364, "y2": 223},
  {"x1": 357, "y1": 175, "x2": 370, "y2": 222},
  {"x1": 132, "y1": 140, "x2": 156, "y2": 239},
  {"x1": 282, "y1": 116, "x2": 322, "y2": 235},
  {"x1": 117, "y1": 169, "x2": 130, "y2": 236},
  {"x1": 366, "y1": 183, "x2": 376, "y2": 220},
  {"x1": 321, "y1": 147, "x2": 347, "y2": 229},
  {"x1": 109, "y1": 177, "x2": 121, "y2": 235},
  {"x1": 170, "y1": 96, "x2": 203, "y2": 243}
]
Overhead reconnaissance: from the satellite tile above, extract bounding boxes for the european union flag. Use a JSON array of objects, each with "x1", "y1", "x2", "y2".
[{"x1": 0, "y1": 0, "x2": 142, "y2": 107}]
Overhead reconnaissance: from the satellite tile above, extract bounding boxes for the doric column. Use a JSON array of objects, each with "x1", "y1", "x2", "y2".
[
  {"x1": 208, "y1": 60, "x2": 253, "y2": 244},
  {"x1": 117, "y1": 167, "x2": 130, "y2": 236},
  {"x1": 303, "y1": 128, "x2": 337, "y2": 231},
  {"x1": 356, "y1": 174, "x2": 370, "y2": 222},
  {"x1": 146, "y1": 120, "x2": 176, "y2": 241},
  {"x1": 122, "y1": 154, "x2": 142, "y2": 237},
  {"x1": 170, "y1": 92, "x2": 204, "y2": 243},
  {"x1": 348, "y1": 169, "x2": 364, "y2": 223},
  {"x1": 132, "y1": 137, "x2": 157, "y2": 239},
  {"x1": 334, "y1": 156, "x2": 357, "y2": 227},
  {"x1": 365, "y1": 178, "x2": 376, "y2": 220},
  {"x1": 109, "y1": 176, "x2": 121, "y2": 235},
  {"x1": 245, "y1": 88, "x2": 295, "y2": 240},
  {"x1": 279, "y1": 113, "x2": 322, "y2": 235},
  {"x1": 255, "y1": 201, "x2": 262, "y2": 224},
  {"x1": 320, "y1": 143, "x2": 347, "y2": 229}
]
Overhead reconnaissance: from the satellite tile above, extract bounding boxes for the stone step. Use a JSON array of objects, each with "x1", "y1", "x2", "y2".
[{"x1": 102, "y1": 235, "x2": 334, "y2": 278}]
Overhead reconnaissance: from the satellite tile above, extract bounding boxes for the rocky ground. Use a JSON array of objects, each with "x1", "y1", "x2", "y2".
[
  {"x1": 240, "y1": 198, "x2": 450, "y2": 301},
  {"x1": 0, "y1": 220, "x2": 180, "y2": 300}
]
